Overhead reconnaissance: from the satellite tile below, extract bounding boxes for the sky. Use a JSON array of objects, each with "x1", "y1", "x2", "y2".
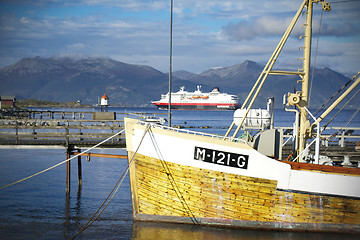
[{"x1": 0, "y1": 0, "x2": 359, "y2": 75}]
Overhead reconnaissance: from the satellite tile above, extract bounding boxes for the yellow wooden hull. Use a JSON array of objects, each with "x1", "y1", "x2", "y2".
[
  {"x1": 124, "y1": 118, "x2": 360, "y2": 232},
  {"x1": 127, "y1": 152, "x2": 360, "y2": 232}
]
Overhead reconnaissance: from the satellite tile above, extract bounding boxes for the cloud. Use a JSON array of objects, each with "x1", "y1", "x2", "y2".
[
  {"x1": 221, "y1": 15, "x2": 305, "y2": 41},
  {"x1": 320, "y1": 21, "x2": 360, "y2": 37},
  {"x1": 221, "y1": 1, "x2": 360, "y2": 41},
  {"x1": 62, "y1": 0, "x2": 168, "y2": 11},
  {"x1": 0, "y1": 0, "x2": 359, "y2": 75},
  {"x1": 66, "y1": 42, "x2": 85, "y2": 50},
  {"x1": 19, "y1": 16, "x2": 30, "y2": 23}
]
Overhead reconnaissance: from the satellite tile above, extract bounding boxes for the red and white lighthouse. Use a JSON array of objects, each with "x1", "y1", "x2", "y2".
[{"x1": 100, "y1": 93, "x2": 109, "y2": 112}]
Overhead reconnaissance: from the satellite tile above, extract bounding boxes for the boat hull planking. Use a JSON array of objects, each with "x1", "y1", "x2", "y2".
[{"x1": 124, "y1": 118, "x2": 360, "y2": 233}]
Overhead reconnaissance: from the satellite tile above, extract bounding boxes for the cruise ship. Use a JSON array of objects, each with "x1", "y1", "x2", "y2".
[{"x1": 152, "y1": 86, "x2": 240, "y2": 110}]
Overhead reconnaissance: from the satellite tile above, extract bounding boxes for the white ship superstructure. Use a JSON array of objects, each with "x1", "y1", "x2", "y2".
[{"x1": 152, "y1": 86, "x2": 240, "y2": 110}]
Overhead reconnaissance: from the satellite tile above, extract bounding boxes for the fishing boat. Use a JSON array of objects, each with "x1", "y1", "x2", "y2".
[
  {"x1": 124, "y1": 0, "x2": 360, "y2": 232},
  {"x1": 152, "y1": 86, "x2": 240, "y2": 110}
]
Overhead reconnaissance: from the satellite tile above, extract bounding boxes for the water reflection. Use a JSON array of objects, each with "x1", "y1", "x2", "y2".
[
  {"x1": 1, "y1": 123, "x2": 360, "y2": 239},
  {"x1": 131, "y1": 221, "x2": 357, "y2": 240},
  {"x1": 63, "y1": 192, "x2": 71, "y2": 239},
  {"x1": 63, "y1": 186, "x2": 82, "y2": 239},
  {"x1": 75, "y1": 185, "x2": 82, "y2": 216}
]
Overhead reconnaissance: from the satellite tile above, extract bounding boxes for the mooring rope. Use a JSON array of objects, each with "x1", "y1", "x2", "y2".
[
  {"x1": 0, "y1": 129, "x2": 125, "y2": 190},
  {"x1": 147, "y1": 127, "x2": 199, "y2": 225},
  {"x1": 70, "y1": 166, "x2": 130, "y2": 240},
  {"x1": 70, "y1": 123, "x2": 151, "y2": 240}
]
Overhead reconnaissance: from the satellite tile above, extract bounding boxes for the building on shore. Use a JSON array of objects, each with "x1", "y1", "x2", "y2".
[{"x1": 0, "y1": 96, "x2": 16, "y2": 109}]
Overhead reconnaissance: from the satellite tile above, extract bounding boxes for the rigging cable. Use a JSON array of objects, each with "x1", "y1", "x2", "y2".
[
  {"x1": 323, "y1": 86, "x2": 360, "y2": 130},
  {"x1": 322, "y1": 72, "x2": 360, "y2": 150},
  {"x1": 330, "y1": 0, "x2": 360, "y2": 3},
  {"x1": 0, "y1": 129, "x2": 125, "y2": 190},
  {"x1": 320, "y1": 71, "x2": 360, "y2": 128},
  {"x1": 314, "y1": 77, "x2": 355, "y2": 116},
  {"x1": 312, "y1": 0, "x2": 359, "y2": 116},
  {"x1": 309, "y1": 9, "x2": 324, "y2": 106},
  {"x1": 324, "y1": 103, "x2": 360, "y2": 152}
]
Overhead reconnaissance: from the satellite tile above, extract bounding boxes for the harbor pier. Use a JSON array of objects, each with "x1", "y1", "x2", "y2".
[
  {"x1": 0, "y1": 109, "x2": 358, "y2": 192},
  {"x1": 0, "y1": 110, "x2": 162, "y2": 193},
  {"x1": 0, "y1": 118, "x2": 125, "y2": 148},
  {"x1": 0, "y1": 111, "x2": 163, "y2": 148}
]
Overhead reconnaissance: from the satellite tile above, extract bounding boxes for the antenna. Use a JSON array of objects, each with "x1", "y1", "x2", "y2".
[{"x1": 168, "y1": 0, "x2": 173, "y2": 127}]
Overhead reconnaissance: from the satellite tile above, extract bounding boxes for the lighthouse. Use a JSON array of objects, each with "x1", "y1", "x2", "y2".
[
  {"x1": 100, "y1": 93, "x2": 109, "y2": 112},
  {"x1": 93, "y1": 93, "x2": 115, "y2": 120}
]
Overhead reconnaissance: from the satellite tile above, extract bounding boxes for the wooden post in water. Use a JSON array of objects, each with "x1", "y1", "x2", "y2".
[
  {"x1": 77, "y1": 149, "x2": 82, "y2": 186},
  {"x1": 15, "y1": 121, "x2": 18, "y2": 144},
  {"x1": 65, "y1": 122, "x2": 69, "y2": 146},
  {"x1": 66, "y1": 149, "x2": 71, "y2": 194}
]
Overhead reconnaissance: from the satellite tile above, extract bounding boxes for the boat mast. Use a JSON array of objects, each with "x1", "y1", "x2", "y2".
[
  {"x1": 225, "y1": 0, "x2": 335, "y2": 162},
  {"x1": 298, "y1": 0, "x2": 332, "y2": 161},
  {"x1": 168, "y1": 0, "x2": 173, "y2": 127},
  {"x1": 298, "y1": 0, "x2": 314, "y2": 161},
  {"x1": 225, "y1": 0, "x2": 307, "y2": 139}
]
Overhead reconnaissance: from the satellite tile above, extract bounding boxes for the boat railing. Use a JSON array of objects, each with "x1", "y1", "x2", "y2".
[
  {"x1": 137, "y1": 120, "x2": 247, "y2": 143},
  {"x1": 282, "y1": 134, "x2": 294, "y2": 147},
  {"x1": 304, "y1": 107, "x2": 320, "y2": 163},
  {"x1": 137, "y1": 118, "x2": 359, "y2": 147},
  {"x1": 279, "y1": 126, "x2": 360, "y2": 147}
]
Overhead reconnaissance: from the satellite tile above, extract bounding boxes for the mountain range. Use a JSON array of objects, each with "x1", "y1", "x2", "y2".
[{"x1": 0, "y1": 56, "x2": 356, "y2": 108}]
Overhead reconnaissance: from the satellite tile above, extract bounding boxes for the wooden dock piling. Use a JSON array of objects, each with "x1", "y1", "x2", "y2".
[
  {"x1": 65, "y1": 148, "x2": 85, "y2": 193},
  {"x1": 66, "y1": 149, "x2": 71, "y2": 194},
  {"x1": 65, "y1": 151, "x2": 128, "y2": 193},
  {"x1": 0, "y1": 109, "x2": 160, "y2": 194},
  {"x1": 77, "y1": 149, "x2": 82, "y2": 186}
]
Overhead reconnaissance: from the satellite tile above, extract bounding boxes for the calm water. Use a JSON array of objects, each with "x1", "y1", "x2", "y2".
[{"x1": 0, "y1": 107, "x2": 359, "y2": 239}]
